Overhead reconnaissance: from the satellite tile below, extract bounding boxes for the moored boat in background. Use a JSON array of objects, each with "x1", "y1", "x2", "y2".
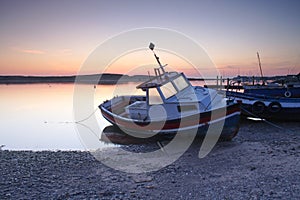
[
  {"x1": 226, "y1": 52, "x2": 300, "y2": 121},
  {"x1": 226, "y1": 90, "x2": 300, "y2": 121},
  {"x1": 242, "y1": 73, "x2": 300, "y2": 98}
]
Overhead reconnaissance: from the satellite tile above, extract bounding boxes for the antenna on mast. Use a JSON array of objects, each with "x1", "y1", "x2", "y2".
[
  {"x1": 149, "y1": 43, "x2": 167, "y2": 74},
  {"x1": 257, "y1": 52, "x2": 265, "y2": 85}
]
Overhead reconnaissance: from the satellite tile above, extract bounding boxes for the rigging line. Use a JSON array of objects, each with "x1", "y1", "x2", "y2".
[
  {"x1": 225, "y1": 95, "x2": 297, "y2": 133},
  {"x1": 44, "y1": 107, "x2": 99, "y2": 124},
  {"x1": 240, "y1": 107, "x2": 295, "y2": 132},
  {"x1": 75, "y1": 108, "x2": 99, "y2": 123},
  {"x1": 76, "y1": 121, "x2": 101, "y2": 140},
  {"x1": 157, "y1": 141, "x2": 168, "y2": 156},
  {"x1": 204, "y1": 92, "x2": 219, "y2": 111}
]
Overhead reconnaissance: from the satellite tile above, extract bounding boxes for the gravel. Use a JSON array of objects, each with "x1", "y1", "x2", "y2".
[{"x1": 1, "y1": 119, "x2": 299, "y2": 199}]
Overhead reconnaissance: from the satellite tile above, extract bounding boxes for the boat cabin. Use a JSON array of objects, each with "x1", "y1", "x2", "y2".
[
  {"x1": 125, "y1": 68, "x2": 194, "y2": 120},
  {"x1": 137, "y1": 70, "x2": 190, "y2": 104}
]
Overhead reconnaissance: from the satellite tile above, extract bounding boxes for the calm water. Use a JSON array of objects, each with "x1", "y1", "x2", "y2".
[
  {"x1": 0, "y1": 83, "x2": 144, "y2": 150},
  {"x1": 0, "y1": 81, "x2": 208, "y2": 150}
]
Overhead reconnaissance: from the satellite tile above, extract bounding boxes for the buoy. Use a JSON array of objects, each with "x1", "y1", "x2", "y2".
[{"x1": 284, "y1": 91, "x2": 292, "y2": 98}]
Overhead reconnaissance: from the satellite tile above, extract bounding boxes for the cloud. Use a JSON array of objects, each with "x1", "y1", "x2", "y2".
[
  {"x1": 58, "y1": 48, "x2": 72, "y2": 55},
  {"x1": 219, "y1": 65, "x2": 248, "y2": 70},
  {"x1": 13, "y1": 47, "x2": 46, "y2": 55}
]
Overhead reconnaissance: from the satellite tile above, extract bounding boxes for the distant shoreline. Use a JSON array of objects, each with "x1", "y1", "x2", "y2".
[
  {"x1": 1, "y1": 73, "x2": 297, "y2": 84},
  {"x1": 0, "y1": 74, "x2": 152, "y2": 84},
  {"x1": 0, "y1": 74, "x2": 208, "y2": 85}
]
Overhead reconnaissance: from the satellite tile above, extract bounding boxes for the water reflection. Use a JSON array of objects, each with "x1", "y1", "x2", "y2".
[
  {"x1": 0, "y1": 83, "x2": 142, "y2": 150},
  {"x1": 0, "y1": 81, "x2": 205, "y2": 150}
]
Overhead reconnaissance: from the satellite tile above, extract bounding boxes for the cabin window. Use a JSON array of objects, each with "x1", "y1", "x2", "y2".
[
  {"x1": 160, "y1": 81, "x2": 177, "y2": 99},
  {"x1": 173, "y1": 75, "x2": 189, "y2": 91},
  {"x1": 177, "y1": 105, "x2": 197, "y2": 112},
  {"x1": 149, "y1": 88, "x2": 163, "y2": 105}
]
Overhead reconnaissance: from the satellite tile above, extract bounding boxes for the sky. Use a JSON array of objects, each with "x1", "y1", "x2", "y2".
[{"x1": 0, "y1": 0, "x2": 299, "y2": 77}]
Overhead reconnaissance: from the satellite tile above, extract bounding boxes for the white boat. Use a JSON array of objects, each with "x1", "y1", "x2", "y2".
[{"x1": 99, "y1": 43, "x2": 241, "y2": 140}]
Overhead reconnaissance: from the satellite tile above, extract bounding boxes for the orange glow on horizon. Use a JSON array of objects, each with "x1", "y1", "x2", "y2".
[{"x1": 0, "y1": 48, "x2": 298, "y2": 77}]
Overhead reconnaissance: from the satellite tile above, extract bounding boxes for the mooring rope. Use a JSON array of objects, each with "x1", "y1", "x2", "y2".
[
  {"x1": 44, "y1": 107, "x2": 101, "y2": 141},
  {"x1": 44, "y1": 108, "x2": 98, "y2": 124},
  {"x1": 240, "y1": 107, "x2": 297, "y2": 133},
  {"x1": 75, "y1": 120, "x2": 101, "y2": 140},
  {"x1": 228, "y1": 93, "x2": 297, "y2": 133},
  {"x1": 75, "y1": 108, "x2": 99, "y2": 124}
]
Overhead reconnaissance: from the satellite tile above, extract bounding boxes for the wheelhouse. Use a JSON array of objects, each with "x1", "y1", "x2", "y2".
[{"x1": 137, "y1": 71, "x2": 191, "y2": 106}]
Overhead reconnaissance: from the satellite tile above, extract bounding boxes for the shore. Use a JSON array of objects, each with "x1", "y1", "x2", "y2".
[
  {"x1": 1, "y1": 119, "x2": 299, "y2": 199},
  {"x1": 0, "y1": 74, "x2": 149, "y2": 84}
]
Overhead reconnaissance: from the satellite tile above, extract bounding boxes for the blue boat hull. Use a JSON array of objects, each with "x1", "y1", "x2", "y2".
[
  {"x1": 226, "y1": 91, "x2": 300, "y2": 121},
  {"x1": 244, "y1": 87, "x2": 300, "y2": 98}
]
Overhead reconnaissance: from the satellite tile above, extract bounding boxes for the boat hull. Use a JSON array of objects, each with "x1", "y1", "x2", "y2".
[
  {"x1": 100, "y1": 101, "x2": 241, "y2": 140},
  {"x1": 227, "y1": 91, "x2": 300, "y2": 121},
  {"x1": 243, "y1": 86, "x2": 300, "y2": 98}
]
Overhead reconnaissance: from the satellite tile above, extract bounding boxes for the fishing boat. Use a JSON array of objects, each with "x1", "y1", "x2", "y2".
[
  {"x1": 226, "y1": 90, "x2": 300, "y2": 121},
  {"x1": 242, "y1": 84, "x2": 300, "y2": 98},
  {"x1": 230, "y1": 53, "x2": 300, "y2": 98},
  {"x1": 241, "y1": 73, "x2": 300, "y2": 98},
  {"x1": 226, "y1": 52, "x2": 300, "y2": 121},
  {"x1": 99, "y1": 43, "x2": 241, "y2": 140}
]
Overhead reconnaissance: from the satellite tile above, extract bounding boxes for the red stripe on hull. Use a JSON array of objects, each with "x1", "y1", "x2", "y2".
[{"x1": 101, "y1": 103, "x2": 240, "y2": 132}]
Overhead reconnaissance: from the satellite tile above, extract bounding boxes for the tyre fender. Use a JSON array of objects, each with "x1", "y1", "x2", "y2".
[
  {"x1": 268, "y1": 101, "x2": 282, "y2": 113},
  {"x1": 252, "y1": 101, "x2": 265, "y2": 114}
]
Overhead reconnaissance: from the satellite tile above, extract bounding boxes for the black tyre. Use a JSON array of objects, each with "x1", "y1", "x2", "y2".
[
  {"x1": 252, "y1": 101, "x2": 265, "y2": 114},
  {"x1": 268, "y1": 101, "x2": 282, "y2": 113}
]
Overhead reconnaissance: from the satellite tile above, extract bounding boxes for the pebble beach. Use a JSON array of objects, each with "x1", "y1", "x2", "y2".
[{"x1": 1, "y1": 119, "x2": 299, "y2": 199}]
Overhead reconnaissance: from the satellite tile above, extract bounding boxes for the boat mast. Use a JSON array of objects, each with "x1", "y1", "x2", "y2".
[
  {"x1": 257, "y1": 52, "x2": 265, "y2": 85},
  {"x1": 149, "y1": 43, "x2": 166, "y2": 75}
]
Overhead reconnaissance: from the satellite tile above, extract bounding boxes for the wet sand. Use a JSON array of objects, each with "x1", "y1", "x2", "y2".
[{"x1": 1, "y1": 119, "x2": 299, "y2": 199}]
